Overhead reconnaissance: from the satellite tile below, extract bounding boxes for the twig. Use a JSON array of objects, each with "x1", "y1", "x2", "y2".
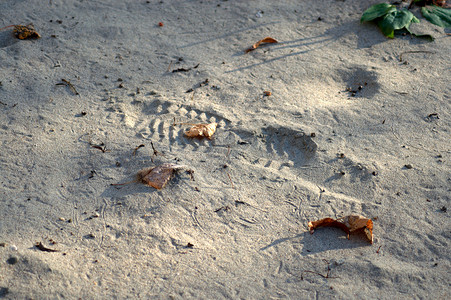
[
  {"x1": 226, "y1": 171, "x2": 234, "y2": 188},
  {"x1": 171, "y1": 63, "x2": 200, "y2": 73},
  {"x1": 0, "y1": 25, "x2": 15, "y2": 31},
  {"x1": 300, "y1": 259, "x2": 338, "y2": 280},
  {"x1": 166, "y1": 60, "x2": 173, "y2": 72},
  {"x1": 56, "y1": 79, "x2": 79, "y2": 95},
  {"x1": 399, "y1": 50, "x2": 435, "y2": 62},
  {"x1": 214, "y1": 206, "x2": 230, "y2": 213},
  {"x1": 191, "y1": 211, "x2": 207, "y2": 235},
  {"x1": 90, "y1": 143, "x2": 109, "y2": 153},
  {"x1": 150, "y1": 141, "x2": 158, "y2": 156},
  {"x1": 62, "y1": 79, "x2": 79, "y2": 95},
  {"x1": 132, "y1": 144, "x2": 145, "y2": 156}
]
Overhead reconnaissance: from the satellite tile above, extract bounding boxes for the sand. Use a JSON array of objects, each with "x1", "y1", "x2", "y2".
[{"x1": 0, "y1": 0, "x2": 450, "y2": 298}]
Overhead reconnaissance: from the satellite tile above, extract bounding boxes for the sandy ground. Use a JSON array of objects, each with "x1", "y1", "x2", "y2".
[{"x1": 0, "y1": 0, "x2": 450, "y2": 298}]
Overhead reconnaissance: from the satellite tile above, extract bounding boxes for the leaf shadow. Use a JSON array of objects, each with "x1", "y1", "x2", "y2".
[
  {"x1": 259, "y1": 229, "x2": 371, "y2": 255},
  {"x1": 226, "y1": 32, "x2": 337, "y2": 73},
  {"x1": 259, "y1": 234, "x2": 304, "y2": 251},
  {"x1": 300, "y1": 229, "x2": 372, "y2": 256},
  {"x1": 0, "y1": 30, "x2": 18, "y2": 48},
  {"x1": 227, "y1": 19, "x2": 435, "y2": 73},
  {"x1": 177, "y1": 21, "x2": 280, "y2": 49}
]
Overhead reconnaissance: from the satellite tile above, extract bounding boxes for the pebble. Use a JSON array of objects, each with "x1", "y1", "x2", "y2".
[
  {"x1": 10, "y1": 245, "x2": 17, "y2": 251},
  {"x1": 331, "y1": 259, "x2": 345, "y2": 266}
]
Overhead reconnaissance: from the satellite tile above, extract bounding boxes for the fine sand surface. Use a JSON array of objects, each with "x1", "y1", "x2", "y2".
[{"x1": 0, "y1": 0, "x2": 450, "y2": 298}]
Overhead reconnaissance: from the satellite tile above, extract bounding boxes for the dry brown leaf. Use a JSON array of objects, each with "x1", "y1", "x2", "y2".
[
  {"x1": 308, "y1": 218, "x2": 351, "y2": 237},
  {"x1": 184, "y1": 122, "x2": 217, "y2": 139},
  {"x1": 13, "y1": 24, "x2": 41, "y2": 39},
  {"x1": 245, "y1": 37, "x2": 278, "y2": 53},
  {"x1": 308, "y1": 215, "x2": 373, "y2": 244},
  {"x1": 137, "y1": 163, "x2": 188, "y2": 189},
  {"x1": 111, "y1": 163, "x2": 191, "y2": 189}
]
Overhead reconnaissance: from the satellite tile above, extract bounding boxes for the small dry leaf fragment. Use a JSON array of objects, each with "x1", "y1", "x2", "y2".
[
  {"x1": 263, "y1": 90, "x2": 272, "y2": 96},
  {"x1": 308, "y1": 215, "x2": 373, "y2": 244},
  {"x1": 245, "y1": 37, "x2": 278, "y2": 53},
  {"x1": 35, "y1": 242, "x2": 59, "y2": 252},
  {"x1": 13, "y1": 24, "x2": 41, "y2": 39},
  {"x1": 184, "y1": 122, "x2": 217, "y2": 139},
  {"x1": 137, "y1": 163, "x2": 188, "y2": 189}
]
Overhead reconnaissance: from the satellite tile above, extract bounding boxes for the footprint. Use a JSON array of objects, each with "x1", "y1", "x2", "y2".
[
  {"x1": 296, "y1": 64, "x2": 381, "y2": 107},
  {"x1": 115, "y1": 98, "x2": 317, "y2": 173},
  {"x1": 336, "y1": 65, "x2": 381, "y2": 98},
  {"x1": 132, "y1": 99, "x2": 230, "y2": 152},
  {"x1": 226, "y1": 126, "x2": 317, "y2": 170}
]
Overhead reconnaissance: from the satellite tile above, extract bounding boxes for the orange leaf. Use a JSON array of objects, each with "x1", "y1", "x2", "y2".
[
  {"x1": 245, "y1": 37, "x2": 278, "y2": 53},
  {"x1": 308, "y1": 215, "x2": 373, "y2": 244},
  {"x1": 308, "y1": 218, "x2": 351, "y2": 237},
  {"x1": 184, "y1": 122, "x2": 217, "y2": 139},
  {"x1": 342, "y1": 215, "x2": 373, "y2": 244},
  {"x1": 137, "y1": 163, "x2": 188, "y2": 189},
  {"x1": 13, "y1": 24, "x2": 41, "y2": 39}
]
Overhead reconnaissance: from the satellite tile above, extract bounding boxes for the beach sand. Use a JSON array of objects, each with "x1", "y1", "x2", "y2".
[{"x1": 0, "y1": 0, "x2": 450, "y2": 298}]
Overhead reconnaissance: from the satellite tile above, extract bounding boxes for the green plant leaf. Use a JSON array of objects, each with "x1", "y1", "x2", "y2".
[
  {"x1": 421, "y1": 6, "x2": 451, "y2": 28},
  {"x1": 377, "y1": 9, "x2": 417, "y2": 38},
  {"x1": 361, "y1": 3, "x2": 397, "y2": 22}
]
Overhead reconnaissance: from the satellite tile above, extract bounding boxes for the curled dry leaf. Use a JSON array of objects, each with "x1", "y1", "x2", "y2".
[
  {"x1": 184, "y1": 122, "x2": 217, "y2": 139},
  {"x1": 137, "y1": 163, "x2": 189, "y2": 189},
  {"x1": 35, "y1": 242, "x2": 59, "y2": 252},
  {"x1": 112, "y1": 163, "x2": 191, "y2": 189},
  {"x1": 245, "y1": 37, "x2": 278, "y2": 53},
  {"x1": 308, "y1": 215, "x2": 373, "y2": 244},
  {"x1": 13, "y1": 24, "x2": 41, "y2": 39}
]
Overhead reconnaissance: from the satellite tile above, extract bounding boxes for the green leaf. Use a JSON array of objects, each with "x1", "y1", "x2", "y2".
[
  {"x1": 421, "y1": 6, "x2": 451, "y2": 28},
  {"x1": 377, "y1": 13, "x2": 395, "y2": 37},
  {"x1": 377, "y1": 9, "x2": 416, "y2": 38},
  {"x1": 361, "y1": 3, "x2": 397, "y2": 23}
]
